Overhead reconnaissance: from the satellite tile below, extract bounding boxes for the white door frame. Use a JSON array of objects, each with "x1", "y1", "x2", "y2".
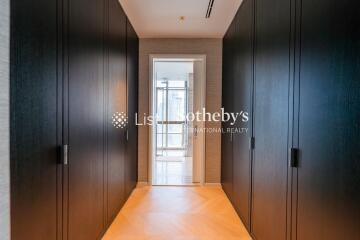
[{"x1": 148, "y1": 54, "x2": 206, "y2": 185}]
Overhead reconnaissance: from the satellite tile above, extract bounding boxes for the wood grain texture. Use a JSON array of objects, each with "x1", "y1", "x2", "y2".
[
  {"x1": 221, "y1": 21, "x2": 236, "y2": 201},
  {"x1": 10, "y1": 0, "x2": 138, "y2": 238},
  {"x1": 296, "y1": 0, "x2": 360, "y2": 239},
  {"x1": 222, "y1": 0, "x2": 254, "y2": 231},
  {"x1": 103, "y1": 186, "x2": 252, "y2": 239},
  {"x1": 125, "y1": 20, "x2": 139, "y2": 199},
  {"x1": 0, "y1": 0, "x2": 10, "y2": 239},
  {"x1": 231, "y1": 0, "x2": 254, "y2": 229},
  {"x1": 67, "y1": 0, "x2": 105, "y2": 238},
  {"x1": 251, "y1": 0, "x2": 291, "y2": 238},
  {"x1": 138, "y1": 39, "x2": 222, "y2": 183},
  {"x1": 10, "y1": 0, "x2": 59, "y2": 238},
  {"x1": 106, "y1": 0, "x2": 127, "y2": 225},
  {"x1": 221, "y1": 19, "x2": 235, "y2": 202}
]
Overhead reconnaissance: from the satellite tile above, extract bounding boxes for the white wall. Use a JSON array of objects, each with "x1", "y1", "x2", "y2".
[{"x1": 0, "y1": 0, "x2": 10, "y2": 238}]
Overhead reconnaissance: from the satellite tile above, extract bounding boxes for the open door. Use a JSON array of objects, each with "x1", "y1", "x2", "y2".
[{"x1": 149, "y1": 55, "x2": 206, "y2": 185}]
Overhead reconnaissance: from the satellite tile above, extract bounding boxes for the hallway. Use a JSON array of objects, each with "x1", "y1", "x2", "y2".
[
  {"x1": 5, "y1": 0, "x2": 360, "y2": 239},
  {"x1": 103, "y1": 186, "x2": 252, "y2": 240}
]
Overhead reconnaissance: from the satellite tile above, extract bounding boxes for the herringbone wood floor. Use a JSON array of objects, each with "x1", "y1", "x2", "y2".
[{"x1": 102, "y1": 186, "x2": 252, "y2": 240}]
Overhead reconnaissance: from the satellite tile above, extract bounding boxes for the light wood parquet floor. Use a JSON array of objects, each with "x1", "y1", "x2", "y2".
[{"x1": 102, "y1": 186, "x2": 252, "y2": 240}]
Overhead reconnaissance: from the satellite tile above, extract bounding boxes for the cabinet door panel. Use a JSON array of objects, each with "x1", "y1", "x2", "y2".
[
  {"x1": 251, "y1": 0, "x2": 291, "y2": 239},
  {"x1": 10, "y1": 0, "x2": 59, "y2": 238},
  {"x1": 297, "y1": 0, "x2": 360, "y2": 239},
  {"x1": 221, "y1": 19, "x2": 235, "y2": 200},
  {"x1": 125, "y1": 20, "x2": 139, "y2": 198},
  {"x1": 106, "y1": 0, "x2": 127, "y2": 223},
  {"x1": 232, "y1": 0, "x2": 254, "y2": 228},
  {"x1": 67, "y1": 0, "x2": 105, "y2": 238}
]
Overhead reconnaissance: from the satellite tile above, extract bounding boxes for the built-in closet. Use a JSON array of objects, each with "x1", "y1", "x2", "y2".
[
  {"x1": 10, "y1": 0, "x2": 138, "y2": 239},
  {"x1": 222, "y1": 0, "x2": 360, "y2": 239}
]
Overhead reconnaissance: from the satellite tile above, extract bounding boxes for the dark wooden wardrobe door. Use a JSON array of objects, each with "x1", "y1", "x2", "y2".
[
  {"x1": 10, "y1": 0, "x2": 60, "y2": 239},
  {"x1": 231, "y1": 0, "x2": 253, "y2": 228},
  {"x1": 67, "y1": 0, "x2": 105, "y2": 238},
  {"x1": 221, "y1": 18, "x2": 235, "y2": 200},
  {"x1": 251, "y1": 0, "x2": 291, "y2": 239},
  {"x1": 296, "y1": 0, "x2": 360, "y2": 239},
  {"x1": 125, "y1": 21, "x2": 139, "y2": 198},
  {"x1": 106, "y1": 0, "x2": 127, "y2": 224}
]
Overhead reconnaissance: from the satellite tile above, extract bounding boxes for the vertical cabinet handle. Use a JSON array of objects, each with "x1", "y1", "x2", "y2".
[
  {"x1": 249, "y1": 137, "x2": 255, "y2": 150},
  {"x1": 62, "y1": 144, "x2": 69, "y2": 165},
  {"x1": 289, "y1": 148, "x2": 299, "y2": 168}
]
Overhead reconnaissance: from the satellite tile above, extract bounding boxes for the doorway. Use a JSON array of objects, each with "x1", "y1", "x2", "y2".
[{"x1": 149, "y1": 55, "x2": 206, "y2": 185}]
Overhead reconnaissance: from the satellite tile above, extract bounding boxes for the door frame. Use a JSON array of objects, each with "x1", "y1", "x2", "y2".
[{"x1": 148, "y1": 54, "x2": 206, "y2": 185}]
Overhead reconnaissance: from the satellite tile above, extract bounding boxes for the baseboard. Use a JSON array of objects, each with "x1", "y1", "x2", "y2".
[
  {"x1": 136, "y1": 182, "x2": 221, "y2": 187},
  {"x1": 204, "y1": 183, "x2": 221, "y2": 187},
  {"x1": 136, "y1": 181, "x2": 149, "y2": 187}
]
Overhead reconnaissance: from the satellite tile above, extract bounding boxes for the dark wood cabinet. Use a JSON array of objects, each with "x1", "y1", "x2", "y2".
[
  {"x1": 251, "y1": 0, "x2": 292, "y2": 239},
  {"x1": 222, "y1": 0, "x2": 254, "y2": 228},
  {"x1": 221, "y1": 12, "x2": 235, "y2": 201},
  {"x1": 10, "y1": 0, "x2": 139, "y2": 238},
  {"x1": 125, "y1": 20, "x2": 139, "y2": 199},
  {"x1": 67, "y1": 0, "x2": 106, "y2": 238},
  {"x1": 10, "y1": 0, "x2": 59, "y2": 239},
  {"x1": 67, "y1": 0, "x2": 105, "y2": 240},
  {"x1": 222, "y1": 0, "x2": 360, "y2": 239},
  {"x1": 232, "y1": 0, "x2": 254, "y2": 228},
  {"x1": 295, "y1": 0, "x2": 360, "y2": 239},
  {"x1": 106, "y1": 0, "x2": 127, "y2": 225}
]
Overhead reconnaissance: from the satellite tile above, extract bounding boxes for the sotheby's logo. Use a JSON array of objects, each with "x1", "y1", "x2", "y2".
[{"x1": 135, "y1": 108, "x2": 249, "y2": 126}]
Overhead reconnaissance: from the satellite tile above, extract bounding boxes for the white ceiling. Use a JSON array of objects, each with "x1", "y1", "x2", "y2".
[{"x1": 119, "y1": 0, "x2": 243, "y2": 38}]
